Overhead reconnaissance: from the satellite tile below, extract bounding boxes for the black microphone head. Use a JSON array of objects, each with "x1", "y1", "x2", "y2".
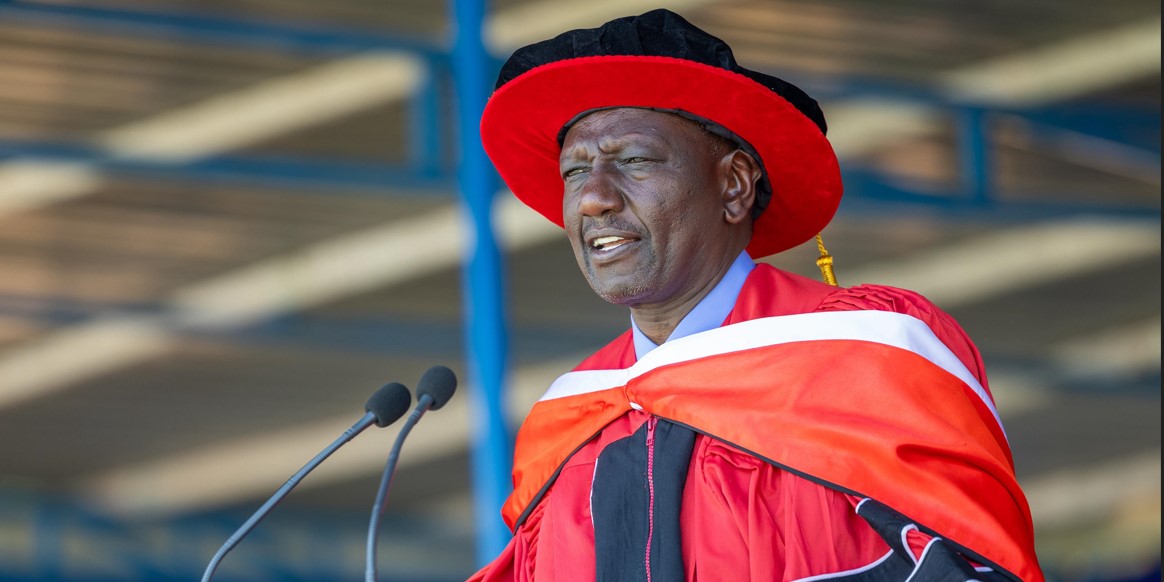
[
  {"x1": 417, "y1": 365, "x2": 457, "y2": 411},
  {"x1": 365, "y1": 382, "x2": 412, "y2": 427}
]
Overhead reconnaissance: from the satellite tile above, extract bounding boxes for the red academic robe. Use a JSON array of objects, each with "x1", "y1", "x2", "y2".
[{"x1": 470, "y1": 264, "x2": 1043, "y2": 581}]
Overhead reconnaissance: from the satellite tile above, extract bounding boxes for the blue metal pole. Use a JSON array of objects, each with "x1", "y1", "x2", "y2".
[
  {"x1": 957, "y1": 106, "x2": 992, "y2": 206},
  {"x1": 450, "y1": 0, "x2": 514, "y2": 566},
  {"x1": 409, "y1": 62, "x2": 443, "y2": 178}
]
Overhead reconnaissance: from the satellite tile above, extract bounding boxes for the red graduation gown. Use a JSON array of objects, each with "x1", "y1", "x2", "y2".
[{"x1": 470, "y1": 265, "x2": 1042, "y2": 581}]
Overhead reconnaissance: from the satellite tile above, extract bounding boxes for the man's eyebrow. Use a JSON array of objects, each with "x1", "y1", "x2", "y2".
[
  {"x1": 598, "y1": 132, "x2": 667, "y2": 151},
  {"x1": 560, "y1": 130, "x2": 667, "y2": 161}
]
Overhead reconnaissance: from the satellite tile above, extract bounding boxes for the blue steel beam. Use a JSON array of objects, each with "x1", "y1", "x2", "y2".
[
  {"x1": 0, "y1": 0, "x2": 445, "y2": 57},
  {"x1": 4, "y1": 492, "x2": 477, "y2": 581},
  {"x1": 0, "y1": 296, "x2": 620, "y2": 363},
  {"x1": 4, "y1": 490, "x2": 1161, "y2": 582},
  {"x1": 0, "y1": 140, "x2": 455, "y2": 193},
  {"x1": 840, "y1": 167, "x2": 1160, "y2": 220},
  {"x1": 1, "y1": 137, "x2": 1154, "y2": 218},
  {"x1": 1016, "y1": 102, "x2": 1161, "y2": 153},
  {"x1": 450, "y1": 0, "x2": 514, "y2": 566},
  {"x1": 797, "y1": 72, "x2": 1162, "y2": 143}
]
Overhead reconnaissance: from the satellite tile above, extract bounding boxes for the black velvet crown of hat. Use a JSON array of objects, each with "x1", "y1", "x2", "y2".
[
  {"x1": 495, "y1": 9, "x2": 828, "y2": 135},
  {"x1": 480, "y1": 8, "x2": 844, "y2": 258}
]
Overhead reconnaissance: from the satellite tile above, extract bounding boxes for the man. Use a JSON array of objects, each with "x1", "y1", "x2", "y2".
[{"x1": 471, "y1": 9, "x2": 1042, "y2": 582}]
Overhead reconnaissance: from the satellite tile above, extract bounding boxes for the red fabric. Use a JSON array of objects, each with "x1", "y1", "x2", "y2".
[
  {"x1": 628, "y1": 339, "x2": 1031, "y2": 578},
  {"x1": 479, "y1": 411, "x2": 892, "y2": 582},
  {"x1": 681, "y1": 437, "x2": 891, "y2": 580},
  {"x1": 471, "y1": 265, "x2": 1042, "y2": 581}
]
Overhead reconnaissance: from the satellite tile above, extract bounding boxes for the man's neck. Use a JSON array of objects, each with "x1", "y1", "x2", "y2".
[
  {"x1": 631, "y1": 306, "x2": 693, "y2": 346},
  {"x1": 630, "y1": 250, "x2": 753, "y2": 346}
]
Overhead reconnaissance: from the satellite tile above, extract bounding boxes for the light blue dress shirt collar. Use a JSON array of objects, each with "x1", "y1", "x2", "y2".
[{"x1": 631, "y1": 251, "x2": 755, "y2": 360}]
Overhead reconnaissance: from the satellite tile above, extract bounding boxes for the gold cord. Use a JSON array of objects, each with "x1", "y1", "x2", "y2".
[{"x1": 815, "y1": 233, "x2": 838, "y2": 287}]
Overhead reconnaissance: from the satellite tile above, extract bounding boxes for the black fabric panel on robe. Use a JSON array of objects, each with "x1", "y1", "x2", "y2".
[
  {"x1": 855, "y1": 498, "x2": 1019, "y2": 582},
  {"x1": 592, "y1": 418, "x2": 696, "y2": 582}
]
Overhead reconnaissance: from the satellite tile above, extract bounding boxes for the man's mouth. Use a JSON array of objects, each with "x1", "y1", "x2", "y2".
[{"x1": 591, "y1": 236, "x2": 635, "y2": 252}]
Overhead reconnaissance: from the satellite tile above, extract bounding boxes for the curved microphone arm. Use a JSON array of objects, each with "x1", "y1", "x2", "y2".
[
  {"x1": 202, "y1": 412, "x2": 378, "y2": 582},
  {"x1": 365, "y1": 394, "x2": 434, "y2": 582}
]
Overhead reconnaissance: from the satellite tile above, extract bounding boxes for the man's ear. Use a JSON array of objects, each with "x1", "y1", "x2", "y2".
[{"x1": 721, "y1": 150, "x2": 762, "y2": 225}]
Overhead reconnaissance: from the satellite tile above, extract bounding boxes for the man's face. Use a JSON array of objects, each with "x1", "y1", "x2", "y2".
[{"x1": 559, "y1": 108, "x2": 735, "y2": 308}]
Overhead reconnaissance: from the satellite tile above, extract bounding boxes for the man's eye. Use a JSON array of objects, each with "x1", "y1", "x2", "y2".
[
  {"x1": 563, "y1": 167, "x2": 587, "y2": 179},
  {"x1": 623, "y1": 157, "x2": 648, "y2": 164}
]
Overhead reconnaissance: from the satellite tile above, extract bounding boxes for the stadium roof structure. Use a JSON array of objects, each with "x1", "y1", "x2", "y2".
[{"x1": 0, "y1": 0, "x2": 1158, "y2": 580}]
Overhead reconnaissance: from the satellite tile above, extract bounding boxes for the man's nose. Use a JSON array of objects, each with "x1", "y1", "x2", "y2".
[{"x1": 576, "y1": 167, "x2": 625, "y2": 217}]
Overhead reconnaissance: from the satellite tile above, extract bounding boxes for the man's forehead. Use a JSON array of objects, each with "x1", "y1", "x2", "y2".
[
  {"x1": 563, "y1": 108, "x2": 693, "y2": 141},
  {"x1": 557, "y1": 114, "x2": 679, "y2": 165},
  {"x1": 561, "y1": 107, "x2": 718, "y2": 141},
  {"x1": 568, "y1": 108, "x2": 742, "y2": 156}
]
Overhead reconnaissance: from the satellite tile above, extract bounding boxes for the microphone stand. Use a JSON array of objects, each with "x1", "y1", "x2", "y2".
[
  {"x1": 364, "y1": 394, "x2": 434, "y2": 582},
  {"x1": 202, "y1": 412, "x2": 378, "y2": 582}
]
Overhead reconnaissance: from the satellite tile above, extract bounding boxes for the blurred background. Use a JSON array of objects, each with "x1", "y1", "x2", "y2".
[{"x1": 0, "y1": 0, "x2": 1158, "y2": 580}]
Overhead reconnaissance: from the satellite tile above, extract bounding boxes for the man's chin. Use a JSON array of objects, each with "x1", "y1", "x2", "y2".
[
  {"x1": 581, "y1": 253, "x2": 659, "y2": 306},
  {"x1": 585, "y1": 277, "x2": 652, "y2": 308}
]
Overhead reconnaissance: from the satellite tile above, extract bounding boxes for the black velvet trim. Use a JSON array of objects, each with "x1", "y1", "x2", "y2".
[{"x1": 494, "y1": 8, "x2": 827, "y2": 135}]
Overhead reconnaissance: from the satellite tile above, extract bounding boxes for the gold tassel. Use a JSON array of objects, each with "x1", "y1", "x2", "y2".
[{"x1": 815, "y1": 233, "x2": 838, "y2": 286}]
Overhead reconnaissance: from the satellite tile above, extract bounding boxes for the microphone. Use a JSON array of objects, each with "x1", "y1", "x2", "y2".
[
  {"x1": 365, "y1": 365, "x2": 458, "y2": 582},
  {"x1": 201, "y1": 382, "x2": 412, "y2": 582}
]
